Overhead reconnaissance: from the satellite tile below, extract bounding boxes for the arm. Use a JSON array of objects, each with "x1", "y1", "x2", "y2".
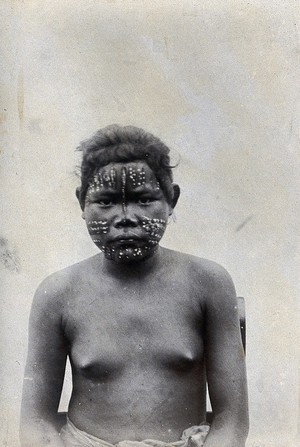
[
  {"x1": 203, "y1": 264, "x2": 249, "y2": 447},
  {"x1": 20, "y1": 277, "x2": 68, "y2": 447}
]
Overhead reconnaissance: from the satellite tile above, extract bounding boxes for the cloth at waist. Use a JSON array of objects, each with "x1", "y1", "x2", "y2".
[{"x1": 60, "y1": 417, "x2": 210, "y2": 447}]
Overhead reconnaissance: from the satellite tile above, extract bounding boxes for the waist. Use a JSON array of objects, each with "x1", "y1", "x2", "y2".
[
  {"x1": 68, "y1": 371, "x2": 206, "y2": 442},
  {"x1": 60, "y1": 417, "x2": 210, "y2": 447},
  {"x1": 68, "y1": 393, "x2": 206, "y2": 443}
]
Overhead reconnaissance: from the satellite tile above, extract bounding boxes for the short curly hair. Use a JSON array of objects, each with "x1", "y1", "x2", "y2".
[{"x1": 77, "y1": 124, "x2": 175, "y2": 206}]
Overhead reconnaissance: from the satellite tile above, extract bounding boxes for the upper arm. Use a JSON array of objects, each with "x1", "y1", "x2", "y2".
[
  {"x1": 21, "y1": 276, "x2": 68, "y2": 424},
  {"x1": 203, "y1": 263, "x2": 248, "y2": 422}
]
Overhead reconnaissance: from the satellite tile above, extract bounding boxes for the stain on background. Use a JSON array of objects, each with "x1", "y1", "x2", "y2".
[{"x1": 0, "y1": 238, "x2": 21, "y2": 273}]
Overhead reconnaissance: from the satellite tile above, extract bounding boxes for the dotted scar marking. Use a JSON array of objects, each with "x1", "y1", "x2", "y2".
[
  {"x1": 87, "y1": 219, "x2": 108, "y2": 234},
  {"x1": 141, "y1": 217, "x2": 167, "y2": 241},
  {"x1": 88, "y1": 166, "x2": 161, "y2": 195},
  {"x1": 121, "y1": 166, "x2": 127, "y2": 212},
  {"x1": 88, "y1": 168, "x2": 116, "y2": 193}
]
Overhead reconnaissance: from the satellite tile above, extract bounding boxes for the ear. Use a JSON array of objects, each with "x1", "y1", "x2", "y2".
[
  {"x1": 169, "y1": 184, "x2": 180, "y2": 213},
  {"x1": 76, "y1": 187, "x2": 85, "y2": 218}
]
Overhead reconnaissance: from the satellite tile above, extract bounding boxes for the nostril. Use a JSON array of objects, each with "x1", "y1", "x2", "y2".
[{"x1": 115, "y1": 218, "x2": 138, "y2": 228}]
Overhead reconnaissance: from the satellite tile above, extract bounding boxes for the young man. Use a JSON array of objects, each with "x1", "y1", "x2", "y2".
[{"x1": 20, "y1": 125, "x2": 249, "y2": 447}]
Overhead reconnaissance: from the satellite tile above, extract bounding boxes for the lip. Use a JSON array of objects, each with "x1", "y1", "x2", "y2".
[
  {"x1": 108, "y1": 236, "x2": 146, "y2": 247},
  {"x1": 112, "y1": 235, "x2": 144, "y2": 242}
]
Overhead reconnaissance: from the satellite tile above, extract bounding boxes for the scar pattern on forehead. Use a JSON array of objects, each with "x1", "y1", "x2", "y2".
[
  {"x1": 87, "y1": 166, "x2": 161, "y2": 195},
  {"x1": 88, "y1": 168, "x2": 117, "y2": 194},
  {"x1": 127, "y1": 166, "x2": 146, "y2": 187},
  {"x1": 121, "y1": 166, "x2": 126, "y2": 209},
  {"x1": 127, "y1": 166, "x2": 160, "y2": 190}
]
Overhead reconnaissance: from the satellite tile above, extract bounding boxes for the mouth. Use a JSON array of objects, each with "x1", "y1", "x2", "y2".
[
  {"x1": 113, "y1": 235, "x2": 141, "y2": 241},
  {"x1": 109, "y1": 236, "x2": 146, "y2": 248}
]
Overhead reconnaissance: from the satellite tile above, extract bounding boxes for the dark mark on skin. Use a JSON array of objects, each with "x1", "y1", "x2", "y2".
[
  {"x1": 0, "y1": 237, "x2": 21, "y2": 273},
  {"x1": 235, "y1": 215, "x2": 254, "y2": 232}
]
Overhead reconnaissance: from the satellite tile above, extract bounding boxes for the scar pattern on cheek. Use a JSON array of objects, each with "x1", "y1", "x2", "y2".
[
  {"x1": 88, "y1": 216, "x2": 167, "y2": 260},
  {"x1": 87, "y1": 219, "x2": 109, "y2": 234},
  {"x1": 142, "y1": 217, "x2": 167, "y2": 244}
]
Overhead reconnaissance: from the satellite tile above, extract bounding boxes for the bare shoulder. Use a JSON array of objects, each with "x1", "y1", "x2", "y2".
[
  {"x1": 192, "y1": 256, "x2": 235, "y2": 292},
  {"x1": 31, "y1": 254, "x2": 102, "y2": 318},
  {"x1": 164, "y1": 248, "x2": 236, "y2": 304}
]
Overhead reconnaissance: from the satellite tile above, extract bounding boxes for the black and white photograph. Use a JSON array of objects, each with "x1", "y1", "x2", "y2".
[{"x1": 0, "y1": 2, "x2": 299, "y2": 446}]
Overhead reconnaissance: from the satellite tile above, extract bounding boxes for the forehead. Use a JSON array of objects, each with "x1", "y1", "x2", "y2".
[
  {"x1": 86, "y1": 160, "x2": 161, "y2": 196},
  {"x1": 88, "y1": 161, "x2": 159, "y2": 189},
  {"x1": 97, "y1": 161, "x2": 156, "y2": 178}
]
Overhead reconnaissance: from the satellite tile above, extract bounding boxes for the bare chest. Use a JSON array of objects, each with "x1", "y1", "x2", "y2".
[{"x1": 64, "y1": 285, "x2": 204, "y2": 379}]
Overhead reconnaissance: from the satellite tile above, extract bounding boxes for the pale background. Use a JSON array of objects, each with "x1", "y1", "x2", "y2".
[{"x1": 0, "y1": 1, "x2": 299, "y2": 446}]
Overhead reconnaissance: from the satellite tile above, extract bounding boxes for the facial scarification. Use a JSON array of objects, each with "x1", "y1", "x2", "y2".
[
  {"x1": 87, "y1": 219, "x2": 109, "y2": 234},
  {"x1": 88, "y1": 167, "x2": 117, "y2": 193},
  {"x1": 85, "y1": 162, "x2": 169, "y2": 263},
  {"x1": 87, "y1": 166, "x2": 161, "y2": 195},
  {"x1": 121, "y1": 166, "x2": 126, "y2": 212},
  {"x1": 141, "y1": 217, "x2": 167, "y2": 241},
  {"x1": 127, "y1": 166, "x2": 160, "y2": 191},
  {"x1": 128, "y1": 165, "x2": 146, "y2": 187},
  {"x1": 92, "y1": 216, "x2": 167, "y2": 262}
]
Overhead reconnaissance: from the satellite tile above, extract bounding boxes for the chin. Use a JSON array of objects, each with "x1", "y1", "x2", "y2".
[{"x1": 103, "y1": 244, "x2": 158, "y2": 264}]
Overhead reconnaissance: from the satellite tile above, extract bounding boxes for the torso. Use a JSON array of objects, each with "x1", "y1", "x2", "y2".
[{"x1": 60, "y1": 248, "x2": 208, "y2": 443}]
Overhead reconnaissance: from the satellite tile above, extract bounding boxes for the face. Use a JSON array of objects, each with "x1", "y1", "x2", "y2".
[{"x1": 82, "y1": 161, "x2": 174, "y2": 263}]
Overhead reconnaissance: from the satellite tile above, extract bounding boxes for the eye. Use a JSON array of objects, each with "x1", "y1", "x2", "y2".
[
  {"x1": 137, "y1": 198, "x2": 154, "y2": 205},
  {"x1": 97, "y1": 199, "x2": 115, "y2": 207}
]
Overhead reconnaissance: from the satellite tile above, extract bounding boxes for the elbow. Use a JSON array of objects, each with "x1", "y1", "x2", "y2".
[{"x1": 210, "y1": 407, "x2": 249, "y2": 446}]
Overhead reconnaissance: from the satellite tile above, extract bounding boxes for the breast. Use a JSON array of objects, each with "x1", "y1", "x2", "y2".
[
  {"x1": 70, "y1": 348, "x2": 125, "y2": 382},
  {"x1": 68, "y1": 306, "x2": 205, "y2": 381},
  {"x1": 79, "y1": 359, "x2": 125, "y2": 382},
  {"x1": 70, "y1": 343, "x2": 204, "y2": 382},
  {"x1": 156, "y1": 347, "x2": 204, "y2": 374}
]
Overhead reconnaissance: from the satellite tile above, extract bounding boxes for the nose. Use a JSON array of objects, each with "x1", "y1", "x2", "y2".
[{"x1": 114, "y1": 214, "x2": 139, "y2": 229}]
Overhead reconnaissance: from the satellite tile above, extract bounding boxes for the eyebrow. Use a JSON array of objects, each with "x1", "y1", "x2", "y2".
[
  {"x1": 87, "y1": 189, "x2": 119, "y2": 197},
  {"x1": 86, "y1": 186, "x2": 163, "y2": 201},
  {"x1": 127, "y1": 184, "x2": 162, "y2": 194}
]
